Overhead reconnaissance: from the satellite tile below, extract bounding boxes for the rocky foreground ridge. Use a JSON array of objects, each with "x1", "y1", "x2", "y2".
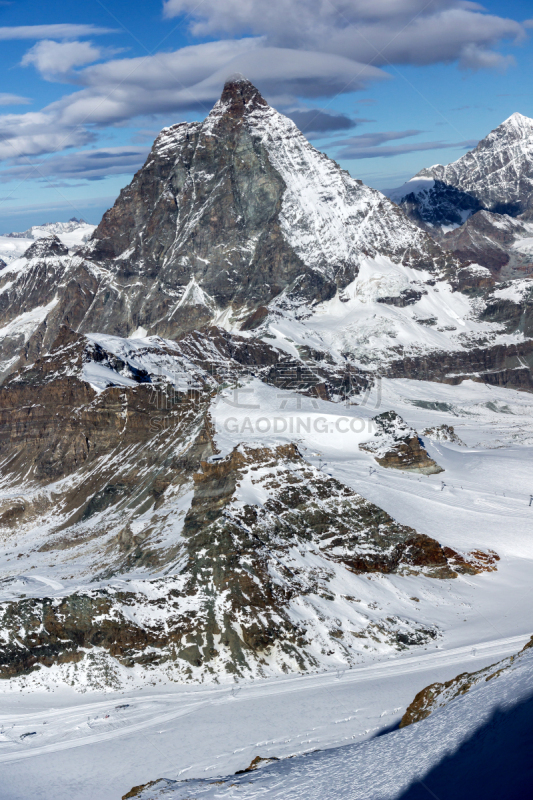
[{"x1": 400, "y1": 634, "x2": 533, "y2": 728}]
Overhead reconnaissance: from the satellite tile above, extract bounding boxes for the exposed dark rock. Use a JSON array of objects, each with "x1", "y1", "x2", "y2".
[
  {"x1": 393, "y1": 180, "x2": 481, "y2": 230},
  {"x1": 23, "y1": 235, "x2": 69, "y2": 259},
  {"x1": 440, "y1": 211, "x2": 531, "y2": 278},
  {"x1": 480, "y1": 282, "x2": 533, "y2": 338},
  {"x1": 423, "y1": 424, "x2": 465, "y2": 446},
  {"x1": 360, "y1": 411, "x2": 443, "y2": 475},
  {"x1": 376, "y1": 288, "x2": 426, "y2": 307},
  {"x1": 450, "y1": 264, "x2": 494, "y2": 294},
  {"x1": 385, "y1": 339, "x2": 533, "y2": 392},
  {"x1": 240, "y1": 306, "x2": 270, "y2": 330}
]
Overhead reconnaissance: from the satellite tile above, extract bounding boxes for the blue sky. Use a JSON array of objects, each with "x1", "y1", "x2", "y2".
[{"x1": 0, "y1": 0, "x2": 532, "y2": 232}]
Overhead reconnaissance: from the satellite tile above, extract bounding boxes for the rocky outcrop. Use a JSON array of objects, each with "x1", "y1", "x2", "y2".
[
  {"x1": 360, "y1": 411, "x2": 443, "y2": 475},
  {"x1": 389, "y1": 179, "x2": 482, "y2": 231},
  {"x1": 449, "y1": 263, "x2": 493, "y2": 294},
  {"x1": 0, "y1": 441, "x2": 496, "y2": 681},
  {"x1": 400, "y1": 635, "x2": 533, "y2": 728},
  {"x1": 480, "y1": 281, "x2": 533, "y2": 339},
  {"x1": 23, "y1": 234, "x2": 68, "y2": 259},
  {"x1": 385, "y1": 338, "x2": 533, "y2": 392},
  {"x1": 423, "y1": 425, "x2": 465, "y2": 446},
  {"x1": 440, "y1": 211, "x2": 533, "y2": 279}
]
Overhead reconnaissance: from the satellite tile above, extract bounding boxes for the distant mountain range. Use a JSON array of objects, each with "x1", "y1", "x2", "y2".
[
  {"x1": 0, "y1": 218, "x2": 95, "y2": 267},
  {"x1": 2, "y1": 217, "x2": 92, "y2": 240}
]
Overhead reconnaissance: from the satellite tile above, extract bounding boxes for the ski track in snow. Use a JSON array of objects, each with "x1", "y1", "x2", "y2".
[{"x1": 0, "y1": 633, "x2": 529, "y2": 800}]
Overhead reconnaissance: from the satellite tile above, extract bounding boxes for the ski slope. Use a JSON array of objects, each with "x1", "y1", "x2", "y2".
[
  {"x1": 0, "y1": 633, "x2": 529, "y2": 800},
  {"x1": 1, "y1": 377, "x2": 532, "y2": 798},
  {"x1": 126, "y1": 638, "x2": 533, "y2": 799}
]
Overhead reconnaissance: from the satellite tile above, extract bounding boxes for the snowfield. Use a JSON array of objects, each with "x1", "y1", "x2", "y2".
[
  {"x1": 121, "y1": 636, "x2": 533, "y2": 799},
  {"x1": 0, "y1": 376, "x2": 532, "y2": 799},
  {"x1": 0, "y1": 634, "x2": 530, "y2": 799}
]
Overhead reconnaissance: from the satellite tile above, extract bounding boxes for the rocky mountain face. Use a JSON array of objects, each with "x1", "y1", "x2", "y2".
[
  {"x1": 440, "y1": 210, "x2": 533, "y2": 281},
  {"x1": 88, "y1": 78, "x2": 452, "y2": 333},
  {"x1": 390, "y1": 113, "x2": 533, "y2": 229},
  {"x1": 0, "y1": 78, "x2": 461, "y2": 385},
  {"x1": 386, "y1": 114, "x2": 533, "y2": 354},
  {"x1": 0, "y1": 326, "x2": 498, "y2": 685},
  {"x1": 0, "y1": 77, "x2": 526, "y2": 690}
]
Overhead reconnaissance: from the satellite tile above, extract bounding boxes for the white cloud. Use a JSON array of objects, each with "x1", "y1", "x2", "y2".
[
  {"x1": 332, "y1": 129, "x2": 479, "y2": 158},
  {"x1": 21, "y1": 40, "x2": 106, "y2": 81},
  {"x1": 162, "y1": 0, "x2": 526, "y2": 68},
  {"x1": 458, "y1": 44, "x2": 516, "y2": 71},
  {"x1": 0, "y1": 146, "x2": 150, "y2": 183},
  {"x1": 0, "y1": 109, "x2": 95, "y2": 161},
  {"x1": 0, "y1": 93, "x2": 31, "y2": 106},
  {"x1": 0, "y1": 37, "x2": 388, "y2": 166},
  {"x1": 0, "y1": 1, "x2": 528, "y2": 170},
  {"x1": 0, "y1": 24, "x2": 115, "y2": 40}
]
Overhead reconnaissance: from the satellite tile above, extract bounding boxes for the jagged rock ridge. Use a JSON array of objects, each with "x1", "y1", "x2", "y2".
[{"x1": 0, "y1": 330, "x2": 497, "y2": 684}]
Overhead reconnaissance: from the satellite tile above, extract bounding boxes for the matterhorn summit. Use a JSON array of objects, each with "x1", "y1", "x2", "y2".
[
  {"x1": 0, "y1": 78, "x2": 529, "y2": 387},
  {"x1": 88, "y1": 76, "x2": 449, "y2": 337}
]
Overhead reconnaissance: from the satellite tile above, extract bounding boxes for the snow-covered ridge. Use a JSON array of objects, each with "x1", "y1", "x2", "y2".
[
  {"x1": 240, "y1": 93, "x2": 434, "y2": 276},
  {"x1": 388, "y1": 111, "x2": 533, "y2": 231},
  {"x1": 2, "y1": 217, "x2": 93, "y2": 240},
  {"x1": 0, "y1": 218, "x2": 96, "y2": 266}
]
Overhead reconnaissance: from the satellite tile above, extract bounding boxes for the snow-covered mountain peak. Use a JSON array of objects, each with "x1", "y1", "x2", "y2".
[
  {"x1": 87, "y1": 77, "x2": 456, "y2": 344},
  {"x1": 0, "y1": 217, "x2": 96, "y2": 266},
  {"x1": 2, "y1": 217, "x2": 94, "y2": 241},
  {"x1": 496, "y1": 110, "x2": 533, "y2": 132},
  {"x1": 389, "y1": 111, "x2": 533, "y2": 229}
]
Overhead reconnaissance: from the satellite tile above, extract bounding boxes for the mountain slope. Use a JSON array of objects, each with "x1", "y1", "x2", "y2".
[
  {"x1": 440, "y1": 210, "x2": 533, "y2": 281},
  {"x1": 389, "y1": 112, "x2": 533, "y2": 229},
  {"x1": 2, "y1": 79, "x2": 527, "y2": 396},
  {"x1": 122, "y1": 636, "x2": 533, "y2": 799},
  {"x1": 0, "y1": 77, "x2": 530, "y2": 693},
  {"x1": 1, "y1": 329, "x2": 498, "y2": 685},
  {"x1": 87, "y1": 76, "x2": 454, "y2": 334},
  {"x1": 0, "y1": 218, "x2": 95, "y2": 266}
]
